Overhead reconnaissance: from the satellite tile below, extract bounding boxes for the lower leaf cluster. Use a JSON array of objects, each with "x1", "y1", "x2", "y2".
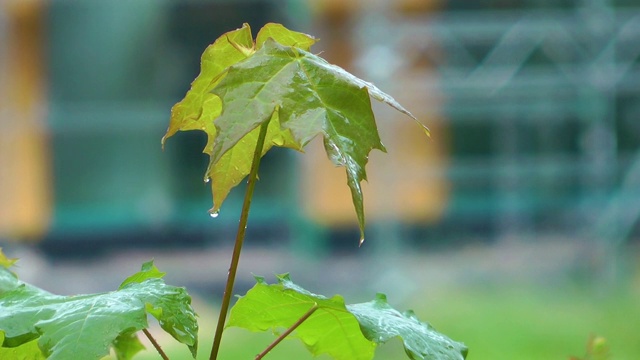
[
  {"x1": 0, "y1": 256, "x2": 198, "y2": 360},
  {"x1": 228, "y1": 274, "x2": 467, "y2": 360}
]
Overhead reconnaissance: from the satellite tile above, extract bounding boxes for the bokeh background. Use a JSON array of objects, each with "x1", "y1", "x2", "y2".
[{"x1": 1, "y1": 0, "x2": 639, "y2": 359}]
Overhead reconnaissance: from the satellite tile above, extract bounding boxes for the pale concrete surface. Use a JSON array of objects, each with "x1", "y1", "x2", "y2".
[{"x1": 5, "y1": 238, "x2": 627, "y2": 305}]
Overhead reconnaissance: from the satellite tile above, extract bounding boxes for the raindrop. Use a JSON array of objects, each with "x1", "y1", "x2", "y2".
[
  {"x1": 204, "y1": 177, "x2": 210, "y2": 183},
  {"x1": 209, "y1": 210, "x2": 220, "y2": 218},
  {"x1": 359, "y1": 237, "x2": 365, "y2": 247}
]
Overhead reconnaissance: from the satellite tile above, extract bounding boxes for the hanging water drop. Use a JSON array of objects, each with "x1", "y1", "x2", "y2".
[
  {"x1": 209, "y1": 209, "x2": 220, "y2": 218},
  {"x1": 359, "y1": 237, "x2": 365, "y2": 247},
  {"x1": 204, "y1": 177, "x2": 210, "y2": 183}
]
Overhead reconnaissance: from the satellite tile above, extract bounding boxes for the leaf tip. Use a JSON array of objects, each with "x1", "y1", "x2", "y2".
[
  {"x1": 276, "y1": 273, "x2": 292, "y2": 283},
  {"x1": 419, "y1": 122, "x2": 431, "y2": 138},
  {"x1": 161, "y1": 126, "x2": 175, "y2": 150},
  {"x1": 141, "y1": 259, "x2": 166, "y2": 278},
  {"x1": 374, "y1": 293, "x2": 388, "y2": 303},
  {"x1": 141, "y1": 259, "x2": 154, "y2": 267},
  {"x1": 0, "y1": 248, "x2": 18, "y2": 269},
  {"x1": 403, "y1": 309, "x2": 420, "y2": 321}
]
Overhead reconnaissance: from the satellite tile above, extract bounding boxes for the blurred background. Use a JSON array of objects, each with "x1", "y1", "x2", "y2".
[{"x1": 1, "y1": 0, "x2": 639, "y2": 359}]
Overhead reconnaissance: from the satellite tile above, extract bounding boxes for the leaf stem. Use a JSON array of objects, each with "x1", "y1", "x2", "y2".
[
  {"x1": 255, "y1": 303, "x2": 319, "y2": 360},
  {"x1": 143, "y1": 328, "x2": 170, "y2": 360},
  {"x1": 209, "y1": 118, "x2": 271, "y2": 360}
]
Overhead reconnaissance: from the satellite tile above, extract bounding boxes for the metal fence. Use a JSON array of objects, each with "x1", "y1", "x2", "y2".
[{"x1": 351, "y1": 3, "x2": 640, "y2": 247}]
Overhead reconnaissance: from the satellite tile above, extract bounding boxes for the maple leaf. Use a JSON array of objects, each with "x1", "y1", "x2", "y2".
[
  {"x1": 162, "y1": 23, "x2": 315, "y2": 216},
  {"x1": 227, "y1": 274, "x2": 376, "y2": 360},
  {"x1": 0, "y1": 260, "x2": 198, "y2": 360},
  {"x1": 164, "y1": 22, "x2": 421, "y2": 242},
  {"x1": 348, "y1": 294, "x2": 468, "y2": 360},
  {"x1": 210, "y1": 38, "x2": 417, "y2": 242},
  {"x1": 228, "y1": 275, "x2": 467, "y2": 360}
]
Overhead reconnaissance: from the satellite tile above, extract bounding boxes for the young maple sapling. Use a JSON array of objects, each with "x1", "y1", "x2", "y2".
[{"x1": 164, "y1": 23, "x2": 466, "y2": 360}]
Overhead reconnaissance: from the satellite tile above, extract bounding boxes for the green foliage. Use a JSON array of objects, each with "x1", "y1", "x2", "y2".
[
  {"x1": 163, "y1": 23, "x2": 315, "y2": 219},
  {"x1": 227, "y1": 274, "x2": 376, "y2": 360},
  {"x1": 228, "y1": 275, "x2": 467, "y2": 360},
  {"x1": 348, "y1": 294, "x2": 467, "y2": 360},
  {"x1": 163, "y1": 23, "x2": 420, "y2": 242},
  {"x1": 0, "y1": 254, "x2": 198, "y2": 360}
]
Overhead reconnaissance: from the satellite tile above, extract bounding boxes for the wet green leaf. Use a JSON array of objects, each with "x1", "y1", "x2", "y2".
[
  {"x1": 348, "y1": 293, "x2": 468, "y2": 360},
  {"x1": 162, "y1": 23, "x2": 315, "y2": 215},
  {"x1": 229, "y1": 276, "x2": 466, "y2": 360},
  {"x1": 210, "y1": 37, "x2": 415, "y2": 241},
  {"x1": 164, "y1": 23, "x2": 420, "y2": 241},
  {"x1": 0, "y1": 261, "x2": 198, "y2": 360},
  {"x1": 228, "y1": 274, "x2": 376, "y2": 360},
  {"x1": 204, "y1": 109, "x2": 302, "y2": 215}
]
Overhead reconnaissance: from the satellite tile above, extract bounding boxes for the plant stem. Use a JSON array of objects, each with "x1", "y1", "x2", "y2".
[
  {"x1": 143, "y1": 328, "x2": 170, "y2": 360},
  {"x1": 209, "y1": 119, "x2": 271, "y2": 360},
  {"x1": 255, "y1": 303, "x2": 319, "y2": 360}
]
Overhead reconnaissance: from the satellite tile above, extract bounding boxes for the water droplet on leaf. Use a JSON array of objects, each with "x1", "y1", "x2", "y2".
[
  {"x1": 209, "y1": 210, "x2": 220, "y2": 218},
  {"x1": 359, "y1": 237, "x2": 365, "y2": 247},
  {"x1": 204, "y1": 177, "x2": 210, "y2": 183}
]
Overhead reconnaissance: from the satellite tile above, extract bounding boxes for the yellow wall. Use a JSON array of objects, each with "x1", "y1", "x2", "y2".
[
  {"x1": 302, "y1": 0, "x2": 450, "y2": 227},
  {"x1": 0, "y1": 1, "x2": 50, "y2": 240}
]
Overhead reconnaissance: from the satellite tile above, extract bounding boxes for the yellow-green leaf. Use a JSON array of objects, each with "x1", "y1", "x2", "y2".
[
  {"x1": 256, "y1": 22, "x2": 317, "y2": 50},
  {"x1": 0, "y1": 248, "x2": 17, "y2": 269},
  {"x1": 165, "y1": 23, "x2": 420, "y2": 242},
  {"x1": 163, "y1": 23, "x2": 315, "y2": 214},
  {"x1": 162, "y1": 23, "x2": 253, "y2": 148},
  {"x1": 207, "y1": 109, "x2": 301, "y2": 214},
  {"x1": 210, "y1": 38, "x2": 416, "y2": 241},
  {"x1": 228, "y1": 274, "x2": 376, "y2": 360}
]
